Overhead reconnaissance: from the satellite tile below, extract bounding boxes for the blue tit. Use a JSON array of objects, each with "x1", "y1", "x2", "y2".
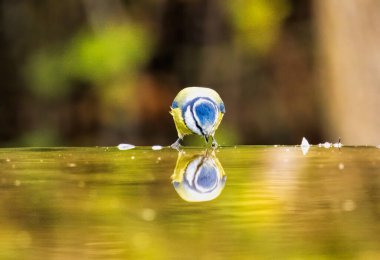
[
  {"x1": 170, "y1": 87, "x2": 225, "y2": 149},
  {"x1": 171, "y1": 151, "x2": 226, "y2": 202}
]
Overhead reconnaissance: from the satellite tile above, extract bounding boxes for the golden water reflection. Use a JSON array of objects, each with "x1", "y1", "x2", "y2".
[{"x1": 0, "y1": 146, "x2": 380, "y2": 259}]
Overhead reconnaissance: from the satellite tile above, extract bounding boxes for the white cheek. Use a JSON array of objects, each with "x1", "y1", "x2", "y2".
[
  {"x1": 184, "y1": 106, "x2": 202, "y2": 135},
  {"x1": 185, "y1": 157, "x2": 202, "y2": 184}
]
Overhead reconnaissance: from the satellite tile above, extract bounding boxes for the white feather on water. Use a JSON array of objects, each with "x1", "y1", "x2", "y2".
[
  {"x1": 117, "y1": 144, "x2": 135, "y2": 150},
  {"x1": 301, "y1": 137, "x2": 310, "y2": 155},
  {"x1": 152, "y1": 145, "x2": 163, "y2": 150}
]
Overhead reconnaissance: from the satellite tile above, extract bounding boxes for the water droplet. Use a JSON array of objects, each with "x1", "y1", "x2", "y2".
[
  {"x1": 342, "y1": 199, "x2": 356, "y2": 211},
  {"x1": 141, "y1": 208, "x2": 156, "y2": 221},
  {"x1": 338, "y1": 163, "x2": 345, "y2": 170}
]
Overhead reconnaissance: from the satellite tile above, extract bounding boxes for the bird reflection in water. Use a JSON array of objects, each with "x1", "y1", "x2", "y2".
[{"x1": 171, "y1": 150, "x2": 226, "y2": 202}]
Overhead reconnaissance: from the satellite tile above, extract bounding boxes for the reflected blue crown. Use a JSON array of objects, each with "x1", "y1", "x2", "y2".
[
  {"x1": 196, "y1": 165, "x2": 218, "y2": 190},
  {"x1": 183, "y1": 161, "x2": 218, "y2": 193}
]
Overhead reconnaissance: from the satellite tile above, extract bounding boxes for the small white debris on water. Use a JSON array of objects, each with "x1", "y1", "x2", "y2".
[
  {"x1": 68, "y1": 163, "x2": 77, "y2": 167},
  {"x1": 301, "y1": 137, "x2": 310, "y2": 147},
  {"x1": 14, "y1": 180, "x2": 21, "y2": 187},
  {"x1": 318, "y1": 141, "x2": 341, "y2": 149},
  {"x1": 301, "y1": 137, "x2": 311, "y2": 155},
  {"x1": 152, "y1": 145, "x2": 163, "y2": 150},
  {"x1": 6, "y1": 158, "x2": 10, "y2": 162},
  {"x1": 301, "y1": 146, "x2": 309, "y2": 155},
  {"x1": 323, "y1": 142, "x2": 332, "y2": 148},
  {"x1": 342, "y1": 199, "x2": 356, "y2": 212},
  {"x1": 117, "y1": 143, "x2": 135, "y2": 150},
  {"x1": 338, "y1": 163, "x2": 345, "y2": 170},
  {"x1": 131, "y1": 156, "x2": 135, "y2": 160},
  {"x1": 155, "y1": 156, "x2": 162, "y2": 164},
  {"x1": 274, "y1": 145, "x2": 278, "y2": 147}
]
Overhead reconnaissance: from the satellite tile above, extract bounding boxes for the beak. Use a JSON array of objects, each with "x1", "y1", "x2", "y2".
[{"x1": 204, "y1": 135, "x2": 209, "y2": 143}]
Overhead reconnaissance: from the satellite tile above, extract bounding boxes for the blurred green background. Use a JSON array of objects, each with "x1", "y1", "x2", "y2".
[{"x1": 1, "y1": 0, "x2": 379, "y2": 147}]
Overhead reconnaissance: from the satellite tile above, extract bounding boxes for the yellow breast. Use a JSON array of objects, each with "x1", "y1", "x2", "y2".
[
  {"x1": 170, "y1": 107, "x2": 193, "y2": 138},
  {"x1": 171, "y1": 107, "x2": 224, "y2": 138}
]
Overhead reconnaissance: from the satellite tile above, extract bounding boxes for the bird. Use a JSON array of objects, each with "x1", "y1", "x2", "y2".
[
  {"x1": 171, "y1": 151, "x2": 226, "y2": 202},
  {"x1": 169, "y1": 87, "x2": 225, "y2": 149}
]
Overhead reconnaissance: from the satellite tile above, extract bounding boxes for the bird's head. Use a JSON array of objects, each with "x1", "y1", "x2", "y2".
[{"x1": 182, "y1": 97, "x2": 225, "y2": 137}]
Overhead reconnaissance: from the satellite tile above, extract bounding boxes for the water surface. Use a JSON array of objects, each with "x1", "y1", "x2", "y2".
[{"x1": 0, "y1": 146, "x2": 380, "y2": 259}]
